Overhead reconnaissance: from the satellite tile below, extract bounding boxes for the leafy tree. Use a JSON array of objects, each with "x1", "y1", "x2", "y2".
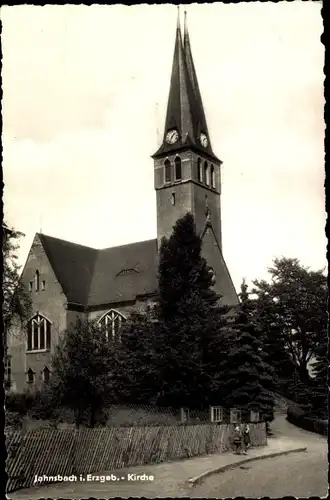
[
  {"x1": 155, "y1": 213, "x2": 231, "y2": 409},
  {"x1": 50, "y1": 318, "x2": 115, "y2": 428},
  {"x1": 220, "y1": 281, "x2": 275, "y2": 421},
  {"x1": 251, "y1": 291, "x2": 296, "y2": 396},
  {"x1": 252, "y1": 258, "x2": 327, "y2": 386},
  {"x1": 3, "y1": 223, "x2": 31, "y2": 390},
  {"x1": 3, "y1": 223, "x2": 31, "y2": 331}
]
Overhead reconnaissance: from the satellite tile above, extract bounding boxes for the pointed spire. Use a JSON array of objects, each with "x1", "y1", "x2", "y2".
[
  {"x1": 183, "y1": 11, "x2": 216, "y2": 159},
  {"x1": 152, "y1": 10, "x2": 220, "y2": 162},
  {"x1": 152, "y1": 9, "x2": 195, "y2": 157}
]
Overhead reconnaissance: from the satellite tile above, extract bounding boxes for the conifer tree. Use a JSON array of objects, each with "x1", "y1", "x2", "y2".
[
  {"x1": 155, "y1": 213, "x2": 231, "y2": 409},
  {"x1": 220, "y1": 281, "x2": 275, "y2": 421},
  {"x1": 310, "y1": 334, "x2": 328, "y2": 418},
  {"x1": 112, "y1": 311, "x2": 162, "y2": 404}
]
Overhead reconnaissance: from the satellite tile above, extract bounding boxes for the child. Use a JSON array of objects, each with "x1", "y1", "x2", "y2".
[
  {"x1": 232, "y1": 425, "x2": 242, "y2": 454},
  {"x1": 242, "y1": 424, "x2": 251, "y2": 454}
]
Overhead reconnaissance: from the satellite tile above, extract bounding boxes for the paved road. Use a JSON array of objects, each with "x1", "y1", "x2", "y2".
[
  {"x1": 190, "y1": 415, "x2": 328, "y2": 498},
  {"x1": 190, "y1": 447, "x2": 328, "y2": 498}
]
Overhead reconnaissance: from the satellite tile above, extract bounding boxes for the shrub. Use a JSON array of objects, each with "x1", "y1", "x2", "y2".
[
  {"x1": 5, "y1": 410, "x2": 23, "y2": 429},
  {"x1": 287, "y1": 404, "x2": 328, "y2": 436},
  {"x1": 6, "y1": 392, "x2": 36, "y2": 415}
]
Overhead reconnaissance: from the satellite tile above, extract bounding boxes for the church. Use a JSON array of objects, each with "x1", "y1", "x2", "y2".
[{"x1": 8, "y1": 12, "x2": 238, "y2": 393}]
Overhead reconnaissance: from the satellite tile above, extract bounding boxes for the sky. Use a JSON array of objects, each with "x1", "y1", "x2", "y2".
[{"x1": 2, "y1": 2, "x2": 325, "y2": 290}]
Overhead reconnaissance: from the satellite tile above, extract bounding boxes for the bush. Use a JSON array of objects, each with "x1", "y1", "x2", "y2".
[
  {"x1": 6, "y1": 392, "x2": 36, "y2": 415},
  {"x1": 287, "y1": 404, "x2": 328, "y2": 436},
  {"x1": 5, "y1": 410, "x2": 23, "y2": 429}
]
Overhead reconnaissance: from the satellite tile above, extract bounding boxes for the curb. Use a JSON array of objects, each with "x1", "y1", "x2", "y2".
[{"x1": 188, "y1": 447, "x2": 307, "y2": 486}]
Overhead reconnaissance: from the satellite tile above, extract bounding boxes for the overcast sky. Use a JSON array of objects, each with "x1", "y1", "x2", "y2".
[{"x1": 2, "y1": 2, "x2": 325, "y2": 290}]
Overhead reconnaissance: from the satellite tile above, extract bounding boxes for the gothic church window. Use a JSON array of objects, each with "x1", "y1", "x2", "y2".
[
  {"x1": 175, "y1": 156, "x2": 182, "y2": 180},
  {"x1": 164, "y1": 159, "x2": 172, "y2": 183},
  {"x1": 27, "y1": 314, "x2": 51, "y2": 351},
  {"x1": 211, "y1": 165, "x2": 215, "y2": 188},
  {"x1": 26, "y1": 368, "x2": 35, "y2": 384},
  {"x1": 35, "y1": 270, "x2": 40, "y2": 291},
  {"x1": 204, "y1": 161, "x2": 209, "y2": 185},
  {"x1": 5, "y1": 356, "x2": 11, "y2": 388},
  {"x1": 197, "y1": 158, "x2": 202, "y2": 182},
  {"x1": 42, "y1": 280, "x2": 46, "y2": 291},
  {"x1": 42, "y1": 366, "x2": 50, "y2": 383},
  {"x1": 98, "y1": 310, "x2": 126, "y2": 341}
]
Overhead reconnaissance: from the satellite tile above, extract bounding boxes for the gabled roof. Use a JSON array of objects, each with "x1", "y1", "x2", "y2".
[
  {"x1": 37, "y1": 234, "x2": 158, "y2": 307},
  {"x1": 88, "y1": 239, "x2": 158, "y2": 306},
  {"x1": 38, "y1": 234, "x2": 98, "y2": 305}
]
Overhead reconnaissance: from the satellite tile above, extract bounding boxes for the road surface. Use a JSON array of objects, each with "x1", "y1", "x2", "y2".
[{"x1": 190, "y1": 414, "x2": 328, "y2": 498}]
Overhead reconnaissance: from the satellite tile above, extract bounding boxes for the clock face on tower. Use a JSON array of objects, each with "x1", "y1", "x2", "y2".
[
  {"x1": 166, "y1": 129, "x2": 179, "y2": 144},
  {"x1": 200, "y1": 133, "x2": 208, "y2": 147}
]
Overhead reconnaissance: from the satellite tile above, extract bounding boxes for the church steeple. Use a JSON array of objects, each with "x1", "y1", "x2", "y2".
[
  {"x1": 183, "y1": 12, "x2": 217, "y2": 160},
  {"x1": 152, "y1": 10, "x2": 219, "y2": 162}
]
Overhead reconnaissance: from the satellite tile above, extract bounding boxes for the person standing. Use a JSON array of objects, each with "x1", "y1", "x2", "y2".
[
  {"x1": 232, "y1": 425, "x2": 242, "y2": 454},
  {"x1": 242, "y1": 424, "x2": 251, "y2": 454}
]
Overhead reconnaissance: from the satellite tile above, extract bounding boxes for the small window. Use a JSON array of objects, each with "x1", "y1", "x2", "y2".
[
  {"x1": 211, "y1": 165, "x2": 215, "y2": 188},
  {"x1": 204, "y1": 161, "x2": 209, "y2": 185},
  {"x1": 29, "y1": 281, "x2": 33, "y2": 292},
  {"x1": 164, "y1": 159, "x2": 172, "y2": 183},
  {"x1": 175, "y1": 156, "x2": 182, "y2": 181},
  {"x1": 35, "y1": 270, "x2": 40, "y2": 292},
  {"x1": 197, "y1": 158, "x2": 202, "y2": 182},
  {"x1": 43, "y1": 367, "x2": 50, "y2": 383},
  {"x1": 171, "y1": 192, "x2": 175, "y2": 205},
  {"x1": 27, "y1": 368, "x2": 35, "y2": 384},
  {"x1": 5, "y1": 356, "x2": 11, "y2": 388},
  {"x1": 41, "y1": 280, "x2": 46, "y2": 291}
]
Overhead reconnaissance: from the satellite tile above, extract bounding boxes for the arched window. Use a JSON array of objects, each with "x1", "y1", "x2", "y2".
[
  {"x1": 197, "y1": 158, "x2": 202, "y2": 182},
  {"x1": 98, "y1": 310, "x2": 126, "y2": 341},
  {"x1": 27, "y1": 314, "x2": 51, "y2": 351},
  {"x1": 164, "y1": 159, "x2": 172, "y2": 183},
  {"x1": 26, "y1": 368, "x2": 35, "y2": 384},
  {"x1": 204, "y1": 161, "x2": 209, "y2": 185},
  {"x1": 175, "y1": 156, "x2": 182, "y2": 180},
  {"x1": 42, "y1": 366, "x2": 50, "y2": 383},
  {"x1": 211, "y1": 165, "x2": 215, "y2": 188},
  {"x1": 35, "y1": 270, "x2": 40, "y2": 292}
]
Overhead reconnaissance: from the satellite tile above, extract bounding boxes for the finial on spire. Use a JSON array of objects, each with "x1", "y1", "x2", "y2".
[
  {"x1": 177, "y1": 5, "x2": 180, "y2": 29},
  {"x1": 184, "y1": 10, "x2": 188, "y2": 35}
]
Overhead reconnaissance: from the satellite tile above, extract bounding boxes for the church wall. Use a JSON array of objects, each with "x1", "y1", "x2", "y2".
[
  {"x1": 8, "y1": 234, "x2": 68, "y2": 393},
  {"x1": 87, "y1": 295, "x2": 156, "y2": 323},
  {"x1": 201, "y1": 227, "x2": 238, "y2": 306}
]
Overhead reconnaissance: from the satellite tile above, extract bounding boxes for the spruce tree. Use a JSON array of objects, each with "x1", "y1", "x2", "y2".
[
  {"x1": 220, "y1": 281, "x2": 275, "y2": 421},
  {"x1": 310, "y1": 334, "x2": 328, "y2": 418},
  {"x1": 155, "y1": 213, "x2": 231, "y2": 410},
  {"x1": 112, "y1": 311, "x2": 162, "y2": 404}
]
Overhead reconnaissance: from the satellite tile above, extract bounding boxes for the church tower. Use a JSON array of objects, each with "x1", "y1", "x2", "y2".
[
  {"x1": 152, "y1": 11, "x2": 238, "y2": 306},
  {"x1": 152, "y1": 11, "x2": 222, "y2": 248}
]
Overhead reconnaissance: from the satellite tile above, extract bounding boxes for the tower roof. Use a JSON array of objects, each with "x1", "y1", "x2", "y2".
[{"x1": 153, "y1": 10, "x2": 220, "y2": 162}]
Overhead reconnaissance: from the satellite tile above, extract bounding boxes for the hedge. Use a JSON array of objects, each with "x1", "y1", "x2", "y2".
[{"x1": 287, "y1": 404, "x2": 328, "y2": 437}]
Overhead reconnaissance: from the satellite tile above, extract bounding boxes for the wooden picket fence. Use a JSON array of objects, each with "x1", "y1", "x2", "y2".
[{"x1": 5, "y1": 422, "x2": 266, "y2": 493}]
